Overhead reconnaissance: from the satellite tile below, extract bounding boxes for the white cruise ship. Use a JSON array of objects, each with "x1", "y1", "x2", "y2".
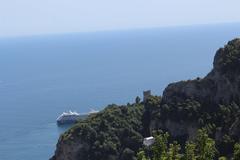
[{"x1": 56, "y1": 109, "x2": 98, "y2": 125}]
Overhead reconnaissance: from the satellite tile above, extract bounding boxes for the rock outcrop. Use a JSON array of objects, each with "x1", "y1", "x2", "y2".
[
  {"x1": 151, "y1": 38, "x2": 240, "y2": 140},
  {"x1": 162, "y1": 38, "x2": 240, "y2": 106},
  {"x1": 51, "y1": 137, "x2": 90, "y2": 160}
]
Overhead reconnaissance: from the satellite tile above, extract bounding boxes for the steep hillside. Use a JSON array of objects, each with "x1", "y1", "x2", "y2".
[{"x1": 51, "y1": 103, "x2": 144, "y2": 160}]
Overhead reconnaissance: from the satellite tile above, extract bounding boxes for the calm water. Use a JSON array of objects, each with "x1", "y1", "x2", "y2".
[{"x1": 0, "y1": 24, "x2": 240, "y2": 160}]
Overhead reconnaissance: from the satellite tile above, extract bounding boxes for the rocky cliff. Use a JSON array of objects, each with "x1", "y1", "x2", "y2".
[
  {"x1": 162, "y1": 38, "x2": 240, "y2": 105},
  {"x1": 150, "y1": 38, "x2": 240, "y2": 150}
]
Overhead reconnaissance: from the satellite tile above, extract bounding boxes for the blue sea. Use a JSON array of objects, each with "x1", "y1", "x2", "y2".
[{"x1": 0, "y1": 23, "x2": 240, "y2": 160}]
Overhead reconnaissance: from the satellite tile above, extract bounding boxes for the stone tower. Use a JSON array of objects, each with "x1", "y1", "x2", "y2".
[{"x1": 143, "y1": 90, "x2": 151, "y2": 102}]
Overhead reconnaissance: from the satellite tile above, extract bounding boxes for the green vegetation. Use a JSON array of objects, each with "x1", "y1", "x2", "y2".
[
  {"x1": 144, "y1": 93, "x2": 240, "y2": 155},
  {"x1": 142, "y1": 96, "x2": 161, "y2": 136},
  {"x1": 60, "y1": 103, "x2": 144, "y2": 160},
  {"x1": 215, "y1": 38, "x2": 240, "y2": 73},
  {"x1": 57, "y1": 95, "x2": 240, "y2": 160},
  {"x1": 137, "y1": 129, "x2": 223, "y2": 160},
  {"x1": 233, "y1": 143, "x2": 240, "y2": 160}
]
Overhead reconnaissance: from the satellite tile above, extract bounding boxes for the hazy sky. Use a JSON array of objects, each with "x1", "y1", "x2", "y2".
[{"x1": 0, "y1": 0, "x2": 240, "y2": 37}]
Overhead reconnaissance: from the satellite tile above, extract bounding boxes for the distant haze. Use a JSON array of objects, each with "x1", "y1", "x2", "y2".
[{"x1": 0, "y1": 0, "x2": 240, "y2": 37}]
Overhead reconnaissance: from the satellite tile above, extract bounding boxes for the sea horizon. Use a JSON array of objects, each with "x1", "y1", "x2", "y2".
[{"x1": 1, "y1": 23, "x2": 240, "y2": 160}]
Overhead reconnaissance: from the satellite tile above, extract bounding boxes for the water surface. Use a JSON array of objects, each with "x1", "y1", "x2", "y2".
[{"x1": 0, "y1": 23, "x2": 240, "y2": 159}]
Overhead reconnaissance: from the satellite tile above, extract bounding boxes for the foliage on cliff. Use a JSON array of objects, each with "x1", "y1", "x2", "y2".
[
  {"x1": 137, "y1": 129, "x2": 240, "y2": 160},
  {"x1": 146, "y1": 95, "x2": 240, "y2": 156},
  {"x1": 137, "y1": 129, "x2": 217, "y2": 160},
  {"x1": 214, "y1": 38, "x2": 240, "y2": 74},
  {"x1": 53, "y1": 102, "x2": 144, "y2": 160}
]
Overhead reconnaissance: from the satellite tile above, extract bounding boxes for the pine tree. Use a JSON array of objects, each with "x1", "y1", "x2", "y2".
[
  {"x1": 195, "y1": 129, "x2": 216, "y2": 160},
  {"x1": 135, "y1": 96, "x2": 141, "y2": 104},
  {"x1": 137, "y1": 150, "x2": 149, "y2": 160},
  {"x1": 152, "y1": 132, "x2": 169, "y2": 160},
  {"x1": 184, "y1": 142, "x2": 196, "y2": 160},
  {"x1": 167, "y1": 141, "x2": 182, "y2": 160},
  {"x1": 233, "y1": 143, "x2": 240, "y2": 160}
]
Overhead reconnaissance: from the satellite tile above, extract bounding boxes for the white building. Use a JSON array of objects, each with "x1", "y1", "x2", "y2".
[{"x1": 143, "y1": 136, "x2": 155, "y2": 147}]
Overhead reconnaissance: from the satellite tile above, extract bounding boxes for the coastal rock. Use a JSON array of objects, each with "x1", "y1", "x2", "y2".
[{"x1": 51, "y1": 136, "x2": 90, "y2": 160}]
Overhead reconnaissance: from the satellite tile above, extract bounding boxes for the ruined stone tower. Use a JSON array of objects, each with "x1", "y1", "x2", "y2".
[{"x1": 143, "y1": 90, "x2": 151, "y2": 102}]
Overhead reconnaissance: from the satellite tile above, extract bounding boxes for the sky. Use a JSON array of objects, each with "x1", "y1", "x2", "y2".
[{"x1": 0, "y1": 0, "x2": 240, "y2": 37}]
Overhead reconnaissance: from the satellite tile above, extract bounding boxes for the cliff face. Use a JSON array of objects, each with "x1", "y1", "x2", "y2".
[
  {"x1": 162, "y1": 38, "x2": 240, "y2": 105},
  {"x1": 51, "y1": 137, "x2": 90, "y2": 160},
  {"x1": 151, "y1": 38, "x2": 240, "y2": 141}
]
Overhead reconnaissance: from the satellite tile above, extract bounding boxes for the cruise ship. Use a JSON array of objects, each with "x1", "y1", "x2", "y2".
[{"x1": 56, "y1": 109, "x2": 98, "y2": 125}]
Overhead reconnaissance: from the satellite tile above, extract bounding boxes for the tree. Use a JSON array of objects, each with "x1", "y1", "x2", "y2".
[
  {"x1": 195, "y1": 129, "x2": 216, "y2": 160},
  {"x1": 137, "y1": 150, "x2": 149, "y2": 160},
  {"x1": 167, "y1": 141, "x2": 182, "y2": 160},
  {"x1": 142, "y1": 96, "x2": 161, "y2": 136},
  {"x1": 136, "y1": 129, "x2": 240, "y2": 160},
  {"x1": 151, "y1": 132, "x2": 169, "y2": 160},
  {"x1": 233, "y1": 143, "x2": 240, "y2": 160},
  {"x1": 136, "y1": 96, "x2": 141, "y2": 104},
  {"x1": 184, "y1": 142, "x2": 196, "y2": 160},
  {"x1": 121, "y1": 148, "x2": 136, "y2": 160}
]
